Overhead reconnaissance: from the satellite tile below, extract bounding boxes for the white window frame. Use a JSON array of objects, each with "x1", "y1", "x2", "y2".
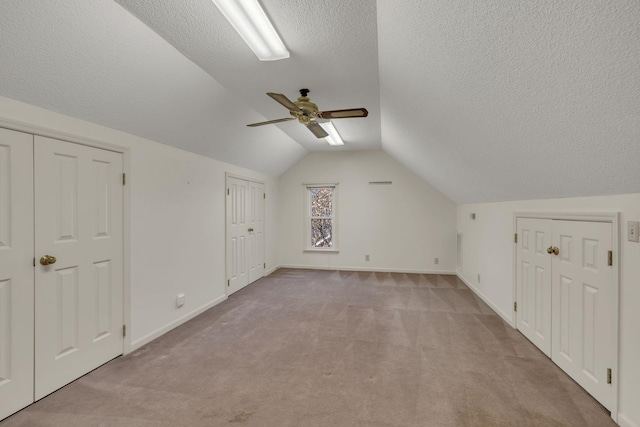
[{"x1": 303, "y1": 183, "x2": 339, "y2": 252}]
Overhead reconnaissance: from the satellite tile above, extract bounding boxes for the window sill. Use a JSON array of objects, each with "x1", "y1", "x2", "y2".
[{"x1": 303, "y1": 249, "x2": 340, "y2": 254}]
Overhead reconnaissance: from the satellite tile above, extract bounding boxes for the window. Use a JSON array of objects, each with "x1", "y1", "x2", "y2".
[{"x1": 305, "y1": 184, "x2": 337, "y2": 250}]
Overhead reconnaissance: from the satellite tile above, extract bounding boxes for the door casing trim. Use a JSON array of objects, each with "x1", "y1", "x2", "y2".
[
  {"x1": 513, "y1": 211, "x2": 620, "y2": 423},
  {"x1": 0, "y1": 117, "x2": 132, "y2": 356},
  {"x1": 225, "y1": 173, "x2": 266, "y2": 297}
]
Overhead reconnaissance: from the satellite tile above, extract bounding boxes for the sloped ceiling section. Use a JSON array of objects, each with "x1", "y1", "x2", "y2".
[
  {"x1": 113, "y1": 0, "x2": 381, "y2": 153},
  {"x1": 377, "y1": 0, "x2": 640, "y2": 203},
  {"x1": 0, "y1": 0, "x2": 306, "y2": 176},
  {"x1": 0, "y1": 0, "x2": 638, "y2": 203}
]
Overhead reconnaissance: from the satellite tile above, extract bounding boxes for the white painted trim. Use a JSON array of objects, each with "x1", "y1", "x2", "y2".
[
  {"x1": 515, "y1": 211, "x2": 618, "y2": 223},
  {"x1": 0, "y1": 118, "x2": 132, "y2": 360},
  {"x1": 225, "y1": 172, "x2": 265, "y2": 185},
  {"x1": 618, "y1": 413, "x2": 640, "y2": 427},
  {"x1": 278, "y1": 264, "x2": 456, "y2": 275},
  {"x1": 0, "y1": 118, "x2": 126, "y2": 154},
  {"x1": 513, "y1": 211, "x2": 620, "y2": 422},
  {"x1": 127, "y1": 294, "x2": 227, "y2": 353},
  {"x1": 457, "y1": 273, "x2": 513, "y2": 325},
  {"x1": 265, "y1": 266, "x2": 279, "y2": 276}
]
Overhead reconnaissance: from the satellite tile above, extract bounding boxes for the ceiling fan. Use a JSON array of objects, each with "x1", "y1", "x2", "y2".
[{"x1": 247, "y1": 89, "x2": 368, "y2": 138}]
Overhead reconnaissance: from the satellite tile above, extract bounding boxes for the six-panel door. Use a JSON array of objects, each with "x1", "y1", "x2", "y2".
[
  {"x1": 516, "y1": 218, "x2": 552, "y2": 356},
  {"x1": 226, "y1": 177, "x2": 264, "y2": 295},
  {"x1": 516, "y1": 217, "x2": 615, "y2": 411},
  {"x1": 227, "y1": 177, "x2": 249, "y2": 295},
  {"x1": 0, "y1": 128, "x2": 34, "y2": 421},
  {"x1": 247, "y1": 181, "x2": 265, "y2": 284},
  {"x1": 34, "y1": 136, "x2": 124, "y2": 400},
  {"x1": 550, "y1": 219, "x2": 613, "y2": 410}
]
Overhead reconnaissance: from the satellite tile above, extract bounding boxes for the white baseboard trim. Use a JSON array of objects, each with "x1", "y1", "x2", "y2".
[
  {"x1": 619, "y1": 413, "x2": 639, "y2": 427},
  {"x1": 279, "y1": 264, "x2": 456, "y2": 275},
  {"x1": 127, "y1": 294, "x2": 227, "y2": 354},
  {"x1": 265, "y1": 266, "x2": 280, "y2": 276},
  {"x1": 456, "y1": 273, "x2": 513, "y2": 326}
]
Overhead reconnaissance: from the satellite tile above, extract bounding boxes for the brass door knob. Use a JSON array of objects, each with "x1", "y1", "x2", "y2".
[
  {"x1": 248, "y1": 228, "x2": 254, "y2": 232},
  {"x1": 552, "y1": 247, "x2": 559, "y2": 256},
  {"x1": 40, "y1": 255, "x2": 57, "y2": 265},
  {"x1": 547, "y1": 247, "x2": 553, "y2": 254}
]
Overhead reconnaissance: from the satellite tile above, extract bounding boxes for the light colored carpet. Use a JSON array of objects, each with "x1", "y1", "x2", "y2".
[{"x1": 1, "y1": 269, "x2": 615, "y2": 426}]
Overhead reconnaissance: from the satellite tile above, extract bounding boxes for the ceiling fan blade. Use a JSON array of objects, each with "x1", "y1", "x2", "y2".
[
  {"x1": 247, "y1": 117, "x2": 295, "y2": 127},
  {"x1": 306, "y1": 121, "x2": 329, "y2": 138},
  {"x1": 267, "y1": 92, "x2": 302, "y2": 112},
  {"x1": 318, "y1": 108, "x2": 368, "y2": 119}
]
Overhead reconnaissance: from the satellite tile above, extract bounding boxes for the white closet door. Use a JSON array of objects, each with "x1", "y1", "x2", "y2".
[
  {"x1": 227, "y1": 177, "x2": 265, "y2": 295},
  {"x1": 0, "y1": 128, "x2": 34, "y2": 420},
  {"x1": 227, "y1": 177, "x2": 249, "y2": 295},
  {"x1": 34, "y1": 136, "x2": 124, "y2": 400},
  {"x1": 551, "y1": 220, "x2": 613, "y2": 410},
  {"x1": 247, "y1": 181, "x2": 264, "y2": 284},
  {"x1": 516, "y1": 218, "x2": 553, "y2": 356}
]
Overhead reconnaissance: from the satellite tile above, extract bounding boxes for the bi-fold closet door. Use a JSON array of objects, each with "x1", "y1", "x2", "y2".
[
  {"x1": 0, "y1": 128, "x2": 124, "y2": 421},
  {"x1": 516, "y1": 217, "x2": 614, "y2": 410},
  {"x1": 226, "y1": 176, "x2": 265, "y2": 295}
]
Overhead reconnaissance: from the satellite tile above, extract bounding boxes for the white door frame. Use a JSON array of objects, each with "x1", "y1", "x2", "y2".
[
  {"x1": 512, "y1": 211, "x2": 620, "y2": 423},
  {"x1": 0, "y1": 118, "x2": 132, "y2": 355},
  {"x1": 225, "y1": 173, "x2": 266, "y2": 297}
]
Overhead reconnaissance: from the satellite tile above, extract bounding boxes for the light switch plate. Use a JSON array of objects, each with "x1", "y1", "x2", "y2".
[{"x1": 628, "y1": 221, "x2": 639, "y2": 243}]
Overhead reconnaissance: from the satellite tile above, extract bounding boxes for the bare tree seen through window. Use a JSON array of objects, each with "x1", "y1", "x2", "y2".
[{"x1": 310, "y1": 188, "x2": 333, "y2": 248}]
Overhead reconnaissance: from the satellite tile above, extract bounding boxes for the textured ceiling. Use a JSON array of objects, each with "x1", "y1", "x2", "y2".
[
  {"x1": 378, "y1": 0, "x2": 640, "y2": 202},
  {"x1": 114, "y1": 0, "x2": 381, "y2": 152},
  {"x1": 0, "y1": 0, "x2": 638, "y2": 203},
  {"x1": 0, "y1": 0, "x2": 306, "y2": 176}
]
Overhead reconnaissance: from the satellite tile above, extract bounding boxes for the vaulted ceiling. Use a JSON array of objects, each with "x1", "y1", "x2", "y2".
[{"x1": 0, "y1": 0, "x2": 638, "y2": 203}]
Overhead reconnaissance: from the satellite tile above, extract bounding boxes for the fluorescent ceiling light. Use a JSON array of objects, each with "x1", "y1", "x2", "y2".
[
  {"x1": 212, "y1": 0, "x2": 289, "y2": 61},
  {"x1": 323, "y1": 121, "x2": 344, "y2": 146}
]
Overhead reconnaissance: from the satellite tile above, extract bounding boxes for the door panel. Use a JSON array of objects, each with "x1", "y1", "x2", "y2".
[
  {"x1": 551, "y1": 220, "x2": 613, "y2": 410},
  {"x1": 248, "y1": 181, "x2": 264, "y2": 284},
  {"x1": 516, "y1": 218, "x2": 552, "y2": 356},
  {"x1": 227, "y1": 177, "x2": 248, "y2": 294},
  {"x1": 0, "y1": 128, "x2": 34, "y2": 421},
  {"x1": 227, "y1": 178, "x2": 264, "y2": 295},
  {"x1": 34, "y1": 136, "x2": 123, "y2": 400}
]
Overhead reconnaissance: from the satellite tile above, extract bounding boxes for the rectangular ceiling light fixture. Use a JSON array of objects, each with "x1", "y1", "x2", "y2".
[
  {"x1": 212, "y1": 0, "x2": 289, "y2": 61},
  {"x1": 323, "y1": 121, "x2": 344, "y2": 146}
]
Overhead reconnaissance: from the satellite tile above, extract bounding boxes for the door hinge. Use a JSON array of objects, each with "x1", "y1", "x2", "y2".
[
  {"x1": 263, "y1": 263, "x2": 266, "y2": 268},
  {"x1": 263, "y1": 193, "x2": 266, "y2": 199},
  {"x1": 122, "y1": 173, "x2": 126, "y2": 186},
  {"x1": 514, "y1": 233, "x2": 518, "y2": 243},
  {"x1": 122, "y1": 325, "x2": 126, "y2": 337},
  {"x1": 227, "y1": 279, "x2": 230, "y2": 287},
  {"x1": 514, "y1": 302, "x2": 517, "y2": 312},
  {"x1": 607, "y1": 368, "x2": 612, "y2": 384},
  {"x1": 227, "y1": 188, "x2": 229, "y2": 195},
  {"x1": 608, "y1": 250, "x2": 613, "y2": 266}
]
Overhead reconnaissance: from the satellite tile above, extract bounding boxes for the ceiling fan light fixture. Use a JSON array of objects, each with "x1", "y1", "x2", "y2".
[
  {"x1": 323, "y1": 121, "x2": 344, "y2": 146},
  {"x1": 212, "y1": 0, "x2": 289, "y2": 61}
]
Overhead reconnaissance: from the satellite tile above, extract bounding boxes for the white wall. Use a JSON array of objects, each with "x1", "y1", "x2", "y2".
[
  {"x1": 278, "y1": 150, "x2": 457, "y2": 273},
  {"x1": 457, "y1": 194, "x2": 640, "y2": 427},
  {"x1": 0, "y1": 95, "x2": 278, "y2": 350}
]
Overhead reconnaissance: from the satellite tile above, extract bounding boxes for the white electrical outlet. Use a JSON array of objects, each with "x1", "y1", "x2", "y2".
[
  {"x1": 176, "y1": 293, "x2": 186, "y2": 308},
  {"x1": 365, "y1": 254, "x2": 370, "y2": 262},
  {"x1": 628, "y1": 221, "x2": 639, "y2": 243},
  {"x1": 434, "y1": 257, "x2": 439, "y2": 265}
]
